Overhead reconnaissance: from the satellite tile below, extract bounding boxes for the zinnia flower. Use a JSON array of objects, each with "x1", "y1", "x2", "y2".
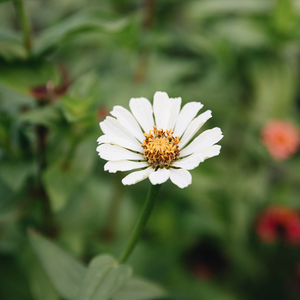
[
  {"x1": 96, "y1": 91, "x2": 223, "y2": 188},
  {"x1": 261, "y1": 120, "x2": 300, "y2": 161},
  {"x1": 256, "y1": 205, "x2": 300, "y2": 245}
]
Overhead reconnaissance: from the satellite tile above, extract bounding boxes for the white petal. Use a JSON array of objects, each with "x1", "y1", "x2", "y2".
[
  {"x1": 194, "y1": 145, "x2": 221, "y2": 159},
  {"x1": 180, "y1": 127, "x2": 223, "y2": 157},
  {"x1": 110, "y1": 106, "x2": 145, "y2": 142},
  {"x1": 173, "y1": 145, "x2": 221, "y2": 170},
  {"x1": 104, "y1": 160, "x2": 148, "y2": 173},
  {"x1": 166, "y1": 97, "x2": 182, "y2": 130},
  {"x1": 169, "y1": 168, "x2": 192, "y2": 188},
  {"x1": 153, "y1": 91, "x2": 170, "y2": 130},
  {"x1": 172, "y1": 154, "x2": 205, "y2": 170},
  {"x1": 97, "y1": 135, "x2": 143, "y2": 153},
  {"x1": 129, "y1": 97, "x2": 154, "y2": 133},
  {"x1": 179, "y1": 110, "x2": 212, "y2": 149},
  {"x1": 97, "y1": 144, "x2": 143, "y2": 161},
  {"x1": 100, "y1": 117, "x2": 139, "y2": 145},
  {"x1": 122, "y1": 167, "x2": 154, "y2": 185},
  {"x1": 149, "y1": 168, "x2": 170, "y2": 185},
  {"x1": 174, "y1": 102, "x2": 203, "y2": 138}
]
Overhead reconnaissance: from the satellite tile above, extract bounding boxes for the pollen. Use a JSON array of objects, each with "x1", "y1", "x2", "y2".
[{"x1": 141, "y1": 126, "x2": 180, "y2": 169}]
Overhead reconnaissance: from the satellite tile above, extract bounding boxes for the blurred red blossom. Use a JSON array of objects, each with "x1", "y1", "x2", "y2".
[
  {"x1": 256, "y1": 205, "x2": 300, "y2": 245},
  {"x1": 261, "y1": 120, "x2": 300, "y2": 161}
]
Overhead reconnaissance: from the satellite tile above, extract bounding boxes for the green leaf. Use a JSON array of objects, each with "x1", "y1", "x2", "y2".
[
  {"x1": 0, "y1": 27, "x2": 25, "y2": 61},
  {"x1": 77, "y1": 255, "x2": 132, "y2": 300},
  {"x1": 18, "y1": 105, "x2": 61, "y2": 126},
  {"x1": 42, "y1": 161, "x2": 81, "y2": 212},
  {"x1": 0, "y1": 160, "x2": 33, "y2": 191},
  {"x1": 20, "y1": 248, "x2": 60, "y2": 300},
  {"x1": 29, "y1": 230, "x2": 86, "y2": 300},
  {"x1": 112, "y1": 277, "x2": 167, "y2": 300},
  {"x1": 34, "y1": 9, "x2": 129, "y2": 56}
]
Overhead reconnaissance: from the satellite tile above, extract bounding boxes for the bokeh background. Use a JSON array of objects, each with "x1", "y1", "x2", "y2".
[{"x1": 1, "y1": 0, "x2": 300, "y2": 299}]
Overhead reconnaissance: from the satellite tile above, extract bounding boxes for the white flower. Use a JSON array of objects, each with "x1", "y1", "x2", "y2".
[{"x1": 97, "y1": 91, "x2": 223, "y2": 188}]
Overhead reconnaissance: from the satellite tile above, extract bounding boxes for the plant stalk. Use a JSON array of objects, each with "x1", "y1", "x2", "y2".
[{"x1": 119, "y1": 184, "x2": 161, "y2": 264}]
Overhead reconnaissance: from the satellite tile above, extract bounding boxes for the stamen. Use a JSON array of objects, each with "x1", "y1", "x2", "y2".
[{"x1": 141, "y1": 126, "x2": 180, "y2": 168}]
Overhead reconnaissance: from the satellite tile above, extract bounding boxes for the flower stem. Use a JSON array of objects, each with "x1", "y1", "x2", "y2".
[
  {"x1": 14, "y1": 0, "x2": 32, "y2": 54},
  {"x1": 119, "y1": 184, "x2": 161, "y2": 264}
]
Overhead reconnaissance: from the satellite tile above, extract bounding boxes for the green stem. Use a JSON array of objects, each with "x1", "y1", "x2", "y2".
[
  {"x1": 119, "y1": 184, "x2": 161, "y2": 264},
  {"x1": 14, "y1": 0, "x2": 32, "y2": 54}
]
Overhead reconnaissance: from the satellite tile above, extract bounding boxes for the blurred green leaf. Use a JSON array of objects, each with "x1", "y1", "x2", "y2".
[
  {"x1": 29, "y1": 230, "x2": 86, "y2": 300},
  {"x1": 186, "y1": 0, "x2": 272, "y2": 21},
  {"x1": 112, "y1": 277, "x2": 167, "y2": 300},
  {"x1": 42, "y1": 161, "x2": 81, "y2": 212},
  {"x1": 18, "y1": 105, "x2": 61, "y2": 126},
  {"x1": 20, "y1": 248, "x2": 60, "y2": 300},
  {"x1": 77, "y1": 254, "x2": 132, "y2": 300},
  {"x1": 0, "y1": 160, "x2": 33, "y2": 191},
  {"x1": 0, "y1": 61, "x2": 60, "y2": 95},
  {"x1": 0, "y1": 27, "x2": 25, "y2": 61},
  {"x1": 34, "y1": 9, "x2": 129, "y2": 56}
]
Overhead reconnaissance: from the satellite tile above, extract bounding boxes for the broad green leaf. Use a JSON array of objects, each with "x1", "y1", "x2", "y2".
[
  {"x1": 0, "y1": 61, "x2": 60, "y2": 95},
  {"x1": 187, "y1": 0, "x2": 272, "y2": 20},
  {"x1": 112, "y1": 277, "x2": 167, "y2": 300},
  {"x1": 0, "y1": 160, "x2": 33, "y2": 191},
  {"x1": 42, "y1": 161, "x2": 81, "y2": 211},
  {"x1": 18, "y1": 105, "x2": 61, "y2": 126},
  {"x1": 0, "y1": 0, "x2": 12, "y2": 4},
  {"x1": 34, "y1": 9, "x2": 129, "y2": 56},
  {"x1": 77, "y1": 255, "x2": 132, "y2": 300},
  {"x1": 20, "y1": 248, "x2": 60, "y2": 300},
  {"x1": 29, "y1": 230, "x2": 86, "y2": 300},
  {"x1": 0, "y1": 27, "x2": 25, "y2": 60}
]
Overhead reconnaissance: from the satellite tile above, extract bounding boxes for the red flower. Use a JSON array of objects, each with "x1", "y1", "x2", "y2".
[
  {"x1": 256, "y1": 205, "x2": 300, "y2": 245},
  {"x1": 261, "y1": 120, "x2": 300, "y2": 161}
]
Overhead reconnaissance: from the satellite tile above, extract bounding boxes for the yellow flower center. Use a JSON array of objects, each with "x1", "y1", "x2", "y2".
[{"x1": 141, "y1": 126, "x2": 180, "y2": 169}]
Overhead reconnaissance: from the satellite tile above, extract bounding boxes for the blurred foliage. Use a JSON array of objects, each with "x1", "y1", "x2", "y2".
[{"x1": 1, "y1": 0, "x2": 300, "y2": 299}]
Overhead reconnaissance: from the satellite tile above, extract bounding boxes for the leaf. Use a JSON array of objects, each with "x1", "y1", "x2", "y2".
[
  {"x1": 42, "y1": 161, "x2": 81, "y2": 212},
  {"x1": 0, "y1": 160, "x2": 33, "y2": 191},
  {"x1": 29, "y1": 230, "x2": 86, "y2": 300},
  {"x1": 20, "y1": 248, "x2": 60, "y2": 300},
  {"x1": 77, "y1": 255, "x2": 132, "y2": 300},
  {"x1": 0, "y1": 27, "x2": 25, "y2": 61},
  {"x1": 34, "y1": 9, "x2": 129, "y2": 56},
  {"x1": 18, "y1": 105, "x2": 61, "y2": 126},
  {"x1": 112, "y1": 277, "x2": 167, "y2": 300}
]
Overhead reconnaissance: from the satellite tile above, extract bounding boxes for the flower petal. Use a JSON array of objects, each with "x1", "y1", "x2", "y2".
[
  {"x1": 173, "y1": 145, "x2": 221, "y2": 170},
  {"x1": 97, "y1": 144, "x2": 143, "y2": 161},
  {"x1": 153, "y1": 91, "x2": 170, "y2": 130},
  {"x1": 179, "y1": 110, "x2": 212, "y2": 149},
  {"x1": 97, "y1": 135, "x2": 143, "y2": 153},
  {"x1": 100, "y1": 116, "x2": 138, "y2": 144},
  {"x1": 169, "y1": 168, "x2": 192, "y2": 188},
  {"x1": 174, "y1": 102, "x2": 203, "y2": 138},
  {"x1": 194, "y1": 145, "x2": 221, "y2": 159},
  {"x1": 104, "y1": 160, "x2": 148, "y2": 173},
  {"x1": 122, "y1": 167, "x2": 154, "y2": 185},
  {"x1": 172, "y1": 154, "x2": 205, "y2": 170},
  {"x1": 129, "y1": 97, "x2": 154, "y2": 133},
  {"x1": 149, "y1": 168, "x2": 170, "y2": 185},
  {"x1": 110, "y1": 105, "x2": 145, "y2": 142},
  {"x1": 166, "y1": 97, "x2": 182, "y2": 130},
  {"x1": 180, "y1": 127, "x2": 223, "y2": 157}
]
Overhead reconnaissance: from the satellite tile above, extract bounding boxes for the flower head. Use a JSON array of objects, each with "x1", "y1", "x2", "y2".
[
  {"x1": 256, "y1": 205, "x2": 300, "y2": 245},
  {"x1": 97, "y1": 91, "x2": 223, "y2": 188},
  {"x1": 261, "y1": 120, "x2": 300, "y2": 161}
]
